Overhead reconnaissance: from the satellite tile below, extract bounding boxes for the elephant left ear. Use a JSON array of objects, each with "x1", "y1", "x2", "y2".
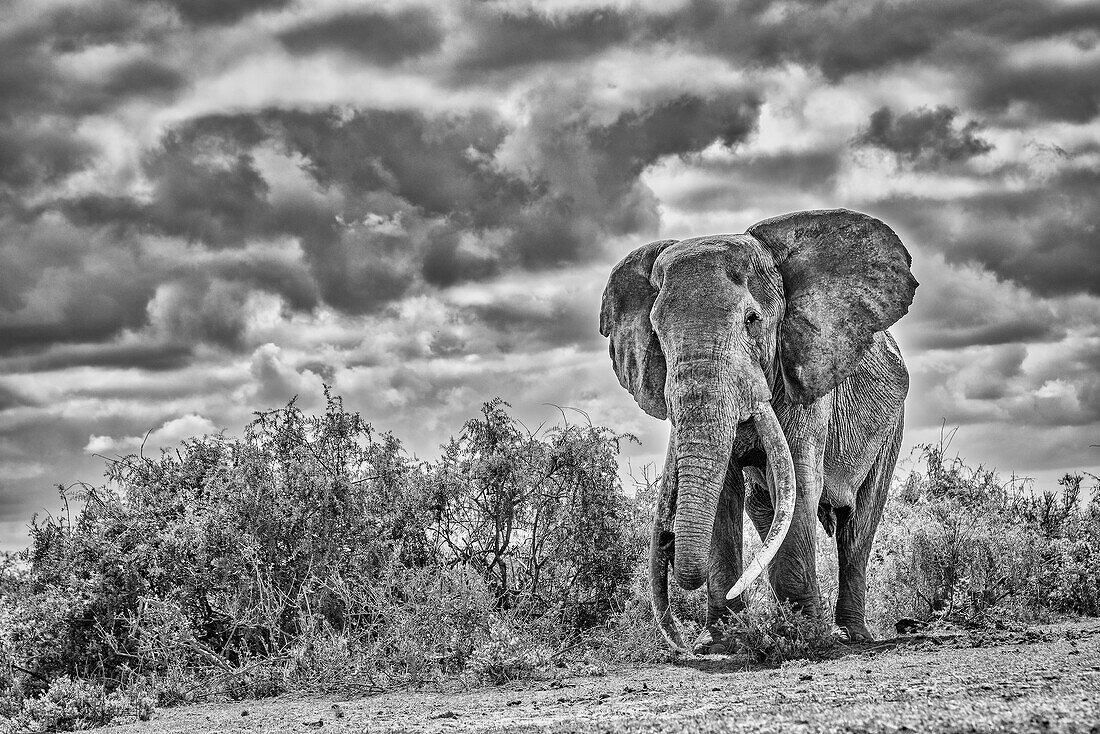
[{"x1": 748, "y1": 209, "x2": 918, "y2": 405}]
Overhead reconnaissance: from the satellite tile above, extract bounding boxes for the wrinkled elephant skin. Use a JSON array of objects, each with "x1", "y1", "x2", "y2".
[{"x1": 600, "y1": 209, "x2": 917, "y2": 652}]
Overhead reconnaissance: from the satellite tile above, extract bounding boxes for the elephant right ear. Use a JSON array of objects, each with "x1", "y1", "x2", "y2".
[{"x1": 599, "y1": 240, "x2": 677, "y2": 420}]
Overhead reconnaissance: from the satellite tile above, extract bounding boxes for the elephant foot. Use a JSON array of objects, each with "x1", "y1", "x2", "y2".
[
  {"x1": 692, "y1": 625, "x2": 736, "y2": 655},
  {"x1": 835, "y1": 622, "x2": 875, "y2": 642}
]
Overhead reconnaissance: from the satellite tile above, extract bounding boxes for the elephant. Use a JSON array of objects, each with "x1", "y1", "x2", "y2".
[{"x1": 599, "y1": 209, "x2": 917, "y2": 653}]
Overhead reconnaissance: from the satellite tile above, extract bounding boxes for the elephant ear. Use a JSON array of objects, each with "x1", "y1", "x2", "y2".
[
  {"x1": 600, "y1": 239, "x2": 677, "y2": 420},
  {"x1": 748, "y1": 209, "x2": 917, "y2": 405}
]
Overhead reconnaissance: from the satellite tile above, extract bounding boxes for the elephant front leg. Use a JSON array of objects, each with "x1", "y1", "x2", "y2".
[
  {"x1": 692, "y1": 460, "x2": 745, "y2": 654},
  {"x1": 753, "y1": 399, "x2": 829, "y2": 617}
]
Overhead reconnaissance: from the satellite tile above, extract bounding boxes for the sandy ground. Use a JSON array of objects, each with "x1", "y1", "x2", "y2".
[{"x1": 107, "y1": 622, "x2": 1100, "y2": 734}]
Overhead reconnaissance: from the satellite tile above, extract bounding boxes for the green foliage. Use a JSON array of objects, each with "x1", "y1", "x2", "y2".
[{"x1": 870, "y1": 440, "x2": 1100, "y2": 630}]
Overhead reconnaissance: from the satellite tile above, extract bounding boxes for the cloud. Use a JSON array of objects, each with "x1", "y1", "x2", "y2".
[
  {"x1": 0, "y1": 342, "x2": 193, "y2": 373},
  {"x1": 873, "y1": 163, "x2": 1100, "y2": 298},
  {"x1": 45, "y1": 90, "x2": 757, "y2": 326},
  {"x1": 84, "y1": 413, "x2": 221, "y2": 456},
  {"x1": 966, "y1": 50, "x2": 1100, "y2": 124},
  {"x1": 248, "y1": 342, "x2": 326, "y2": 408},
  {"x1": 0, "y1": 120, "x2": 96, "y2": 191},
  {"x1": 0, "y1": 383, "x2": 36, "y2": 411},
  {"x1": 454, "y1": 5, "x2": 632, "y2": 75},
  {"x1": 660, "y1": 148, "x2": 842, "y2": 215},
  {"x1": 0, "y1": 214, "x2": 156, "y2": 354},
  {"x1": 855, "y1": 106, "x2": 993, "y2": 165},
  {"x1": 2, "y1": 0, "x2": 1099, "y2": 543},
  {"x1": 145, "y1": 278, "x2": 258, "y2": 349},
  {"x1": 159, "y1": 0, "x2": 292, "y2": 26},
  {"x1": 899, "y1": 255, "x2": 1065, "y2": 351},
  {"x1": 278, "y1": 8, "x2": 444, "y2": 65}
]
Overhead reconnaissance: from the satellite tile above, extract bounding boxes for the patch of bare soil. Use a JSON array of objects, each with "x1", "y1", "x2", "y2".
[{"x1": 107, "y1": 621, "x2": 1100, "y2": 734}]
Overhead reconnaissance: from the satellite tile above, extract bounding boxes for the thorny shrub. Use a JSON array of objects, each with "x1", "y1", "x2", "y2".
[
  {"x1": 870, "y1": 436, "x2": 1100, "y2": 631},
  {"x1": 720, "y1": 599, "x2": 839, "y2": 666},
  {"x1": 0, "y1": 392, "x2": 641, "y2": 727},
  {"x1": 3, "y1": 395, "x2": 1098, "y2": 726}
]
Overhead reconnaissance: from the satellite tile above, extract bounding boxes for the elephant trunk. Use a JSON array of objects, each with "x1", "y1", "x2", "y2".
[
  {"x1": 649, "y1": 441, "x2": 687, "y2": 652},
  {"x1": 670, "y1": 366, "x2": 737, "y2": 592}
]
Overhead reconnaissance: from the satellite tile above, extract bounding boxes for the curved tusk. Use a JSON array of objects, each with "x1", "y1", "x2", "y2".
[{"x1": 726, "y1": 402, "x2": 797, "y2": 600}]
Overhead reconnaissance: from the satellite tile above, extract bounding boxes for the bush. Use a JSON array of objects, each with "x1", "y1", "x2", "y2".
[
  {"x1": 0, "y1": 391, "x2": 647, "y2": 720},
  {"x1": 720, "y1": 599, "x2": 838, "y2": 666},
  {"x1": 467, "y1": 618, "x2": 553, "y2": 684},
  {"x1": 0, "y1": 676, "x2": 152, "y2": 733},
  {"x1": 870, "y1": 440, "x2": 1100, "y2": 630},
  {"x1": 5, "y1": 391, "x2": 1097, "y2": 721}
]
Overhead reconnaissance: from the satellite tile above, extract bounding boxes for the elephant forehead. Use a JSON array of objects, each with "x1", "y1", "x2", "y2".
[{"x1": 652, "y1": 234, "x2": 766, "y2": 282}]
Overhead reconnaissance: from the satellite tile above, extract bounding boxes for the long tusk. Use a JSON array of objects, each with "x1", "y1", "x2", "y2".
[{"x1": 726, "y1": 402, "x2": 796, "y2": 600}]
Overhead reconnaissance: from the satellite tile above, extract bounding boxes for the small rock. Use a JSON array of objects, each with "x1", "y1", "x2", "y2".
[
  {"x1": 303, "y1": 720, "x2": 324, "y2": 729},
  {"x1": 241, "y1": 710, "x2": 249, "y2": 717},
  {"x1": 431, "y1": 711, "x2": 458, "y2": 720},
  {"x1": 800, "y1": 673, "x2": 813, "y2": 681},
  {"x1": 331, "y1": 704, "x2": 345, "y2": 719},
  {"x1": 507, "y1": 700, "x2": 521, "y2": 706}
]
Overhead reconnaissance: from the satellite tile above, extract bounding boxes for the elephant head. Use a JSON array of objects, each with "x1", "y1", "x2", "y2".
[{"x1": 599, "y1": 209, "x2": 917, "y2": 630}]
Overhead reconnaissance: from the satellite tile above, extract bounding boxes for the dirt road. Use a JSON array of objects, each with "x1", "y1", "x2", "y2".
[{"x1": 109, "y1": 622, "x2": 1100, "y2": 733}]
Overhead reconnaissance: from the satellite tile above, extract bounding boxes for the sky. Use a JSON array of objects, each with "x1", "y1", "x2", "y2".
[{"x1": 2, "y1": 0, "x2": 1099, "y2": 550}]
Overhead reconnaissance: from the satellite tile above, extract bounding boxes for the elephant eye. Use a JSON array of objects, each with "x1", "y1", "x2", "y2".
[{"x1": 744, "y1": 311, "x2": 761, "y2": 326}]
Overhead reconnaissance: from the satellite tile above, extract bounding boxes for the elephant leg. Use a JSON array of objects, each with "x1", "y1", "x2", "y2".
[
  {"x1": 692, "y1": 460, "x2": 745, "y2": 654},
  {"x1": 834, "y1": 413, "x2": 903, "y2": 641},
  {"x1": 743, "y1": 464, "x2": 820, "y2": 614},
  {"x1": 753, "y1": 400, "x2": 829, "y2": 616}
]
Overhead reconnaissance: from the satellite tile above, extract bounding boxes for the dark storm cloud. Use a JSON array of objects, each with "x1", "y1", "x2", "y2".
[
  {"x1": 647, "y1": 0, "x2": 989, "y2": 79},
  {"x1": 157, "y1": 0, "x2": 292, "y2": 26},
  {"x1": 278, "y1": 8, "x2": 444, "y2": 65},
  {"x1": 671, "y1": 149, "x2": 841, "y2": 212},
  {"x1": 455, "y1": 5, "x2": 632, "y2": 74},
  {"x1": 146, "y1": 277, "x2": 258, "y2": 349},
  {"x1": 0, "y1": 220, "x2": 156, "y2": 355},
  {"x1": 0, "y1": 123, "x2": 97, "y2": 190},
  {"x1": 968, "y1": 57, "x2": 1100, "y2": 124},
  {"x1": 593, "y1": 95, "x2": 759, "y2": 177},
  {"x1": 1, "y1": 342, "x2": 193, "y2": 373},
  {"x1": 51, "y1": 93, "x2": 756, "y2": 311},
  {"x1": 101, "y1": 58, "x2": 188, "y2": 100},
  {"x1": 144, "y1": 141, "x2": 271, "y2": 248},
  {"x1": 855, "y1": 106, "x2": 993, "y2": 165},
  {"x1": 0, "y1": 5, "x2": 190, "y2": 200},
  {"x1": 645, "y1": 0, "x2": 1100, "y2": 123},
  {"x1": 465, "y1": 293, "x2": 602, "y2": 353},
  {"x1": 876, "y1": 163, "x2": 1100, "y2": 298},
  {"x1": 900, "y1": 259, "x2": 1066, "y2": 352},
  {"x1": 0, "y1": 383, "x2": 37, "y2": 410}
]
